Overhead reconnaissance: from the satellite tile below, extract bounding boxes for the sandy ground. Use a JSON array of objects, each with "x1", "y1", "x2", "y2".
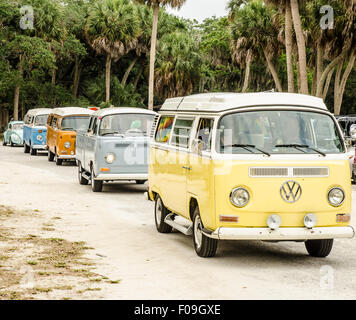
[{"x1": 0, "y1": 143, "x2": 356, "y2": 300}]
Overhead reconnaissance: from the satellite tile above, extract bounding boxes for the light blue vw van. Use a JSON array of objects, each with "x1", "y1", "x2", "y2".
[
  {"x1": 23, "y1": 108, "x2": 52, "y2": 155},
  {"x1": 76, "y1": 107, "x2": 157, "y2": 192}
]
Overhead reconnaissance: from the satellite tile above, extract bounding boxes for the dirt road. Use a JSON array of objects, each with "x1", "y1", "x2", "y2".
[{"x1": 1, "y1": 144, "x2": 356, "y2": 299}]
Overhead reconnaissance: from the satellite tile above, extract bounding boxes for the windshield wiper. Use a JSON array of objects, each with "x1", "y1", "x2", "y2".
[
  {"x1": 275, "y1": 144, "x2": 326, "y2": 157},
  {"x1": 101, "y1": 132, "x2": 124, "y2": 137},
  {"x1": 223, "y1": 144, "x2": 270, "y2": 157}
]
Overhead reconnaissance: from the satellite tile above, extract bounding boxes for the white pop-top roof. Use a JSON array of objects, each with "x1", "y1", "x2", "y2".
[
  {"x1": 51, "y1": 107, "x2": 94, "y2": 117},
  {"x1": 93, "y1": 107, "x2": 157, "y2": 117},
  {"x1": 25, "y1": 108, "x2": 53, "y2": 117},
  {"x1": 160, "y1": 92, "x2": 328, "y2": 113}
]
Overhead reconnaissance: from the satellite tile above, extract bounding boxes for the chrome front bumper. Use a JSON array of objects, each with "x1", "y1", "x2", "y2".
[
  {"x1": 32, "y1": 144, "x2": 47, "y2": 150},
  {"x1": 95, "y1": 173, "x2": 148, "y2": 181},
  {"x1": 204, "y1": 226, "x2": 355, "y2": 241},
  {"x1": 57, "y1": 154, "x2": 76, "y2": 160}
]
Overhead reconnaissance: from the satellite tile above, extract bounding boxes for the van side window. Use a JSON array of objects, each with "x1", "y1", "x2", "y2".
[
  {"x1": 155, "y1": 116, "x2": 174, "y2": 143},
  {"x1": 196, "y1": 118, "x2": 214, "y2": 152},
  {"x1": 92, "y1": 117, "x2": 98, "y2": 135},
  {"x1": 171, "y1": 118, "x2": 194, "y2": 148},
  {"x1": 52, "y1": 117, "x2": 58, "y2": 128},
  {"x1": 47, "y1": 115, "x2": 52, "y2": 126},
  {"x1": 88, "y1": 117, "x2": 94, "y2": 133}
]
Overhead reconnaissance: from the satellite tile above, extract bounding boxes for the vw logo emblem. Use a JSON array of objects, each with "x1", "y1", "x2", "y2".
[{"x1": 280, "y1": 180, "x2": 302, "y2": 203}]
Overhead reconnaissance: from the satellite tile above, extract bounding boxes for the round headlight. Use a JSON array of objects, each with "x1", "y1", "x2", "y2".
[
  {"x1": 105, "y1": 153, "x2": 115, "y2": 164},
  {"x1": 64, "y1": 142, "x2": 71, "y2": 149},
  {"x1": 328, "y1": 187, "x2": 345, "y2": 207},
  {"x1": 230, "y1": 187, "x2": 250, "y2": 207}
]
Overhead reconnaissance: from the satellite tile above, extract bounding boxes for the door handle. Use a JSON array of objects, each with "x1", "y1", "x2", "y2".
[{"x1": 182, "y1": 166, "x2": 192, "y2": 171}]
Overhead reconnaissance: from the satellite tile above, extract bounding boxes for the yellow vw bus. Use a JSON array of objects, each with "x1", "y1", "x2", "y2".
[{"x1": 148, "y1": 93, "x2": 354, "y2": 258}]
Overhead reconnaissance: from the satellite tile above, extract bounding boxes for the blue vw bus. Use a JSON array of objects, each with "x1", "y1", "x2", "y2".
[{"x1": 23, "y1": 108, "x2": 52, "y2": 155}]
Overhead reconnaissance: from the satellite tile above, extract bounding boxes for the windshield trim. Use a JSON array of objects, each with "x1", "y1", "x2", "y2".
[
  {"x1": 60, "y1": 115, "x2": 90, "y2": 131},
  {"x1": 98, "y1": 112, "x2": 155, "y2": 137},
  {"x1": 214, "y1": 108, "x2": 345, "y2": 155}
]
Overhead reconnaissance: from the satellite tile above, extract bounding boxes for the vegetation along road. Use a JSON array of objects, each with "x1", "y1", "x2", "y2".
[{"x1": 1, "y1": 144, "x2": 356, "y2": 299}]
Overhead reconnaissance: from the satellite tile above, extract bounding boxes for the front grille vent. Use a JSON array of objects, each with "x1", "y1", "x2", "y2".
[{"x1": 249, "y1": 167, "x2": 329, "y2": 178}]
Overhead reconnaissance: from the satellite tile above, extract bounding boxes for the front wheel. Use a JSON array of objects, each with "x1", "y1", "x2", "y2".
[
  {"x1": 55, "y1": 154, "x2": 63, "y2": 166},
  {"x1": 30, "y1": 147, "x2": 37, "y2": 156},
  {"x1": 3, "y1": 139, "x2": 7, "y2": 146},
  {"x1": 78, "y1": 161, "x2": 89, "y2": 185},
  {"x1": 48, "y1": 150, "x2": 55, "y2": 162},
  {"x1": 305, "y1": 239, "x2": 333, "y2": 257},
  {"x1": 91, "y1": 167, "x2": 103, "y2": 192},
  {"x1": 24, "y1": 143, "x2": 30, "y2": 153},
  {"x1": 154, "y1": 195, "x2": 172, "y2": 233},
  {"x1": 192, "y1": 207, "x2": 218, "y2": 258}
]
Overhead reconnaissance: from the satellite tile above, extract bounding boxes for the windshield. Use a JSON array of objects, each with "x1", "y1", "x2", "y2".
[
  {"x1": 12, "y1": 123, "x2": 24, "y2": 130},
  {"x1": 61, "y1": 116, "x2": 90, "y2": 131},
  {"x1": 99, "y1": 113, "x2": 154, "y2": 136},
  {"x1": 34, "y1": 114, "x2": 49, "y2": 126},
  {"x1": 217, "y1": 110, "x2": 344, "y2": 154}
]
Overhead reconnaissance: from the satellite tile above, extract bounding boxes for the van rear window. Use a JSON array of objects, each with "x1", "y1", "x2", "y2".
[{"x1": 155, "y1": 116, "x2": 174, "y2": 143}]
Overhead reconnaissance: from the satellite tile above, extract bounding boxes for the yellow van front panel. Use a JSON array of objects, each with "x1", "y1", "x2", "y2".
[{"x1": 213, "y1": 160, "x2": 351, "y2": 229}]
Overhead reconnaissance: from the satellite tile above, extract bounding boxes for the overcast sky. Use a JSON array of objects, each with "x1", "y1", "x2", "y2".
[{"x1": 166, "y1": 0, "x2": 229, "y2": 23}]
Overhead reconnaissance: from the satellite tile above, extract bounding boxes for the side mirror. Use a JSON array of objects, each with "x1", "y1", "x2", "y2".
[
  {"x1": 350, "y1": 124, "x2": 356, "y2": 139},
  {"x1": 192, "y1": 138, "x2": 204, "y2": 156}
]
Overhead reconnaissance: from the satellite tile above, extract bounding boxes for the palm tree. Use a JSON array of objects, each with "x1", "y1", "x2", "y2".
[
  {"x1": 133, "y1": 0, "x2": 187, "y2": 110},
  {"x1": 230, "y1": 0, "x2": 283, "y2": 92},
  {"x1": 121, "y1": 4, "x2": 152, "y2": 86},
  {"x1": 85, "y1": 0, "x2": 141, "y2": 102},
  {"x1": 155, "y1": 31, "x2": 201, "y2": 99},
  {"x1": 264, "y1": 0, "x2": 295, "y2": 93},
  {"x1": 289, "y1": 0, "x2": 309, "y2": 94}
]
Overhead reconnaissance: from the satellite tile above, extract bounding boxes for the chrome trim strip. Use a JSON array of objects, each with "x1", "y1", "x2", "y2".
[{"x1": 95, "y1": 173, "x2": 148, "y2": 181}]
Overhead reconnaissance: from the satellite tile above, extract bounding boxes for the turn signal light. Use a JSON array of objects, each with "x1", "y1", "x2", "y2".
[
  {"x1": 336, "y1": 214, "x2": 350, "y2": 223},
  {"x1": 100, "y1": 168, "x2": 110, "y2": 172},
  {"x1": 219, "y1": 215, "x2": 238, "y2": 223},
  {"x1": 38, "y1": 130, "x2": 42, "y2": 133}
]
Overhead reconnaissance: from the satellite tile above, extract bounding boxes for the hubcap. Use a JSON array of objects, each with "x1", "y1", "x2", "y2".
[
  {"x1": 155, "y1": 198, "x2": 162, "y2": 226},
  {"x1": 194, "y1": 215, "x2": 203, "y2": 249}
]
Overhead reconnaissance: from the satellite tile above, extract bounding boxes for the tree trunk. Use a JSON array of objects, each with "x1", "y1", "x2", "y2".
[
  {"x1": 51, "y1": 67, "x2": 56, "y2": 85},
  {"x1": 290, "y1": 0, "x2": 309, "y2": 94},
  {"x1": 263, "y1": 48, "x2": 283, "y2": 92},
  {"x1": 122, "y1": 57, "x2": 138, "y2": 86},
  {"x1": 316, "y1": 42, "x2": 323, "y2": 87},
  {"x1": 73, "y1": 58, "x2": 81, "y2": 98},
  {"x1": 322, "y1": 67, "x2": 334, "y2": 100},
  {"x1": 133, "y1": 63, "x2": 144, "y2": 90},
  {"x1": 105, "y1": 54, "x2": 112, "y2": 102},
  {"x1": 285, "y1": 0, "x2": 294, "y2": 93},
  {"x1": 316, "y1": 51, "x2": 347, "y2": 97},
  {"x1": 333, "y1": 51, "x2": 356, "y2": 115},
  {"x1": 242, "y1": 50, "x2": 252, "y2": 93},
  {"x1": 13, "y1": 54, "x2": 24, "y2": 121},
  {"x1": 148, "y1": 4, "x2": 159, "y2": 110}
]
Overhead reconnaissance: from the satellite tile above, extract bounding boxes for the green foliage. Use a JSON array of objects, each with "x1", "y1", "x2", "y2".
[{"x1": 0, "y1": 0, "x2": 355, "y2": 119}]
